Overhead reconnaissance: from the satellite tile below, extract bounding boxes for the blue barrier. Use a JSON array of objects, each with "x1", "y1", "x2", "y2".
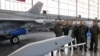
[{"x1": 9, "y1": 28, "x2": 26, "y2": 36}]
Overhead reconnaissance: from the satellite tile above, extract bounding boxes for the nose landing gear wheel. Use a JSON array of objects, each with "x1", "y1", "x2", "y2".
[{"x1": 10, "y1": 36, "x2": 19, "y2": 44}]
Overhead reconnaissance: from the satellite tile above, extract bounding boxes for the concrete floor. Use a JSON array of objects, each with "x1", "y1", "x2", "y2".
[{"x1": 0, "y1": 32, "x2": 100, "y2": 56}]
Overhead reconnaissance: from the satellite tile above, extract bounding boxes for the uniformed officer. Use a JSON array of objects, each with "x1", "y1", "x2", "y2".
[
  {"x1": 89, "y1": 20, "x2": 100, "y2": 52},
  {"x1": 63, "y1": 21, "x2": 70, "y2": 35},
  {"x1": 63, "y1": 21, "x2": 73, "y2": 36},
  {"x1": 78, "y1": 21, "x2": 88, "y2": 51},
  {"x1": 51, "y1": 19, "x2": 64, "y2": 56},
  {"x1": 53, "y1": 19, "x2": 65, "y2": 52},
  {"x1": 73, "y1": 22, "x2": 80, "y2": 49},
  {"x1": 62, "y1": 20, "x2": 76, "y2": 50},
  {"x1": 54, "y1": 20, "x2": 63, "y2": 37}
]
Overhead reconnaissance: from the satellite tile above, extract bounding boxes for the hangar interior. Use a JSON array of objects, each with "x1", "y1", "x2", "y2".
[
  {"x1": 0, "y1": 0, "x2": 100, "y2": 19},
  {"x1": 0, "y1": 0, "x2": 100, "y2": 56}
]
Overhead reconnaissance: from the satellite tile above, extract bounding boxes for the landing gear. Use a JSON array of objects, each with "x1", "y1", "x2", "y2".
[{"x1": 10, "y1": 36, "x2": 19, "y2": 44}]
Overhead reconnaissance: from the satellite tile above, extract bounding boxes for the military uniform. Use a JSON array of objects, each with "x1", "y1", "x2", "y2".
[
  {"x1": 73, "y1": 24, "x2": 80, "y2": 45},
  {"x1": 78, "y1": 25, "x2": 88, "y2": 51},
  {"x1": 54, "y1": 24, "x2": 63, "y2": 37},
  {"x1": 63, "y1": 24, "x2": 75, "y2": 36},
  {"x1": 62, "y1": 24, "x2": 75, "y2": 50},
  {"x1": 63, "y1": 25, "x2": 70, "y2": 35},
  {"x1": 53, "y1": 23, "x2": 64, "y2": 52},
  {"x1": 90, "y1": 25, "x2": 99, "y2": 52}
]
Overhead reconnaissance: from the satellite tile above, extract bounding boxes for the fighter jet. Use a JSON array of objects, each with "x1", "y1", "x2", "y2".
[{"x1": 0, "y1": 2, "x2": 52, "y2": 44}]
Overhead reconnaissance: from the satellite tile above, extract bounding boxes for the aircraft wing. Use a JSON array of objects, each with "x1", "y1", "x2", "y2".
[
  {"x1": 0, "y1": 18, "x2": 36, "y2": 21},
  {"x1": 0, "y1": 12, "x2": 37, "y2": 21}
]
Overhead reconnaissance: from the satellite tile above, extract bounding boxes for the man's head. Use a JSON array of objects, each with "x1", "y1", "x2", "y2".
[
  {"x1": 93, "y1": 20, "x2": 97, "y2": 26},
  {"x1": 56, "y1": 19, "x2": 62, "y2": 25},
  {"x1": 80, "y1": 21, "x2": 85, "y2": 25},
  {"x1": 67, "y1": 20, "x2": 73, "y2": 26}
]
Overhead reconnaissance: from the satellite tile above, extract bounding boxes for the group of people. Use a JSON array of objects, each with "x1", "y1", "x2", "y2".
[{"x1": 53, "y1": 19, "x2": 99, "y2": 53}]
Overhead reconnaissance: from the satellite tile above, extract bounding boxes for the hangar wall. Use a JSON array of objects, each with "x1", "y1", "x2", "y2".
[{"x1": 0, "y1": 0, "x2": 100, "y2": 19}]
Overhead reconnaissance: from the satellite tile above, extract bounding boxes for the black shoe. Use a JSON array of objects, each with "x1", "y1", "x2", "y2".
[
  {"x1": 69, "y1": 48, "x2": 71, "y2": 50},
  {"x1": 94, "y1": 50, "x2": 97, "y2": 53},
  {"x1": 79, "y1": 48, "x2": 82, "y2": 51},
  {"x1": 84, "y1": 49, "x2": 87, "y2": 52},
  {"x1": 94, "y1": 48, "x2": 98, "y2": 53},
  {"x1": 73, "y1": 48, "x2": 77, "y2": 50},
  {"x1": 89, "y1": 48, "x2": 93, "y2": 51}
]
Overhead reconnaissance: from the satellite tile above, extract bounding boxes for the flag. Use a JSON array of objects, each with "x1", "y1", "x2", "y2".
[{"x1": 17, "y1": 0, "x2": 25, "y2": 2}]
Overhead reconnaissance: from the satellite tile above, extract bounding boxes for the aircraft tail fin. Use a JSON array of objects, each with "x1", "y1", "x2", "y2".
[{"x1": 28, "y1": 2, "x2": 43, "y2": 14}]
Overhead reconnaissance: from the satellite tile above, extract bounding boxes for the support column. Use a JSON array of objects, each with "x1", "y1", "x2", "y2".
[
  {"x1": 88, "y1": 0, "x2": 90, "y2": 20},
  {"x1": 76, "y1": 0, "x2": 78, "y2": 20},
  {"x1": 97, "y1": 0, "x2": 99, "y2": 19},
  {"x1": 58, "y1": 0, "x2": 60, "y2": 19},
  {"x1": 32, "y1": 0, "x2": 33, "y2": 6}
]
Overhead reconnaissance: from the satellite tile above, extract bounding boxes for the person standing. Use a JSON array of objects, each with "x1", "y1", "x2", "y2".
[
  {"x1": 53, "y1": 19, "x2": 65, "y2": 52},
  {"x1": 78, "y1": 21, "x2": 88, "y2": 51},
  {"x1": 63, "y1": 21, "x2": 69, "y2": 35},
  {"x1": 54, "y1": 20, "x2": 63, "y2": 37},
  {"x1": 89, "y1": 20, "x2": 100, "y2": 52},
  {"x1": 62, "y1": 20, "x2": 76, "y2": 50},
  {"x1": 51, "y1": 20, "x2": 64, "y2": 56},
  {"x1": 73, "y1": 22, "x2": 80, "y2": 49},
  {"x1": 63, "y1": 20, "x2": 73, "y2": 36}
]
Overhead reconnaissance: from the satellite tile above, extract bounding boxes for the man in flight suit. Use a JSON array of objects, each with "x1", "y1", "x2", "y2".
[
  {"x1": 63, "y1": 20, "x2": 74, "y2": 37},
  {"x1": 63, "y1": 21, "x2": 71, "y2": 35},
  {"x1": 89, "y1": 20, "x2": 100, "y2": 52},
  {"x1": 53, "y1": 19, "x2": 65, "y2": 52},
  {"x1": 54, "y1": 20, "x2": 63, "y2": 37},
  {"x1": 73, "y1": 22, "x2": 80, "y2": 49},
  {"x1": 78, "y1": 21, "x2": 88, "y2": 51},
  {"x1": 51, "y1": 19, "x2": 64, "y2": 56},
  {"x1": 62, "y1": 20, "x2": 76, "y2": 50}
]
